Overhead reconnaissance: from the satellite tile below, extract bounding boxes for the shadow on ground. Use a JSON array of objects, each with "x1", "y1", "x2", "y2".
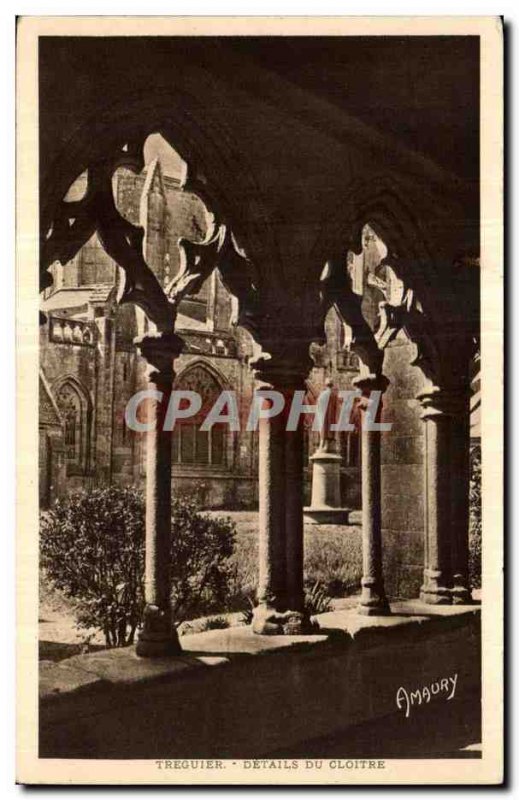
[
  {"x1": 39, "y1": 640, "x2": 106, "y2": 662},
  {"x1": 269, "y1": 690, "x2": 481, "y2": 759}
]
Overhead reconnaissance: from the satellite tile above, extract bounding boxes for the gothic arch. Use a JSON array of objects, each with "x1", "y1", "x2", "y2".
[
  {"x1": 52, "y1": 375, "x2": 92, "y2": 475},
  {"x1": 172, "y1": 359, "x2": 232, "y2": 469},
  {"x1": 174, "y1": 358, "x2": 231, "y2": 393},
  {"x1": 312, "y1": 173, "x2": 432, "y2": 279},
  {"x1": 40, "y1": 86, "x2": 277, "y2": 307},
  {"x1": 314, "y1": 170, "x2": 478, "y2": 315}
]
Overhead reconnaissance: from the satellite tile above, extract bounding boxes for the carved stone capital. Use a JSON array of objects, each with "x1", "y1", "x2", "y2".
[
  {"x1": 250, "y1": 346, "x2": 313, "y2": 391},
  {"x1": 416, "y1": 383, "x2": 470, "y2": 420},
  {"x1": 135, "y1": 331, "x2": 184, "y2": 384},
  {"x1": 320, "y1": 254, "x2": 384, "y2": 377},
  {"x1": 353, "y1": 373, "x2": 390, "y2": 397}
]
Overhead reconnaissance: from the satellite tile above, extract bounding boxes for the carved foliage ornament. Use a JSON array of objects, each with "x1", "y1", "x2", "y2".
[
  {"x1": 42, "y1": 138, "x2": 179, "y2": 332},
  {"x1": 320, "y1": 252, "x2": 383, "y2": 379},
  {"x1": 168, "y1": 224, "x2": 260, "y2": 333},
  {"x1": 319, "y1": 230, "x2": 478, "y2": 392},
  {"x1": 43, "y1": 137, "x2": 262, "y2": 343}
]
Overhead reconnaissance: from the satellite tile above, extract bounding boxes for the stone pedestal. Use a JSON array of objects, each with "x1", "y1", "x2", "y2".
[
  {"x1": 135, "y1": 331, "x2": 183, "y2": 657},
  {"x1": 304, "y1": 451, "x2": 350, "y2": 524}
]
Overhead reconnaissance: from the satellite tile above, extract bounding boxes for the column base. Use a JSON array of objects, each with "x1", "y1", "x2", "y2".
[
  {"x1": 252, "y1": 605, "x2": 318, "y2": 636},
  {"x1": 136, "y1": 636, "x2": 181, "y2": 658},
  {"x1": 135, "y1": 604, "x2": 181, "y2": 658},
  {"x1": 358, "y1": 603, "x2": 392, "y2": 617},
  {"x1": 420, "y1": 569, "x2": 452, "y2": 605},
  {"x1": 450, "y1": 584, "x2": 473, "y2": 605},
  {"x1": 419, "y1": 587, "x2": 452, "y2": 605},
  {"x1": 358, "y1": 578, "x2": 391, "y2": 616}
]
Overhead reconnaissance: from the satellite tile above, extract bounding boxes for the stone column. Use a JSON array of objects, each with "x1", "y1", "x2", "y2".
[
  {"x1": 284, "y1": 406, "x2": 305, "y2": 615},
  {"x1": 449, "y1": 398, "x2": 472, "y2": 604},
  {"x1": 135, "y1": 331, "x2": 183, "y2": 657},
  {"x1": 254, "y1": 394, "x2": 287, "y2": 632},
  {"x1": 355, "y1": 373, "x2": 391, "y2": 616},
  {"x1": 251, "y1": 364, "x2": 313, "y2": 635},
  {"x1": 418, "y1": 386, "x2": 472, "y2": 605}
]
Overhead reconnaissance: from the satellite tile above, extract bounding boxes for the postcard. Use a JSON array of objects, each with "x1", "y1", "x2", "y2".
[{"x1": 16, "y1": 15, "x2": 503, "y2": 785}]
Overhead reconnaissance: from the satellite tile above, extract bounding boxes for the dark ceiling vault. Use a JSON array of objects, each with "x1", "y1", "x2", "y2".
[{"x1": 39, "y1": 35, "x2": 479, "y2": 185}]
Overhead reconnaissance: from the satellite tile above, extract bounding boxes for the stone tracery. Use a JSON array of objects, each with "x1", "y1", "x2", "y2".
[{"x1": 39, "y1": 40, "x2": 480, "y2": 652}]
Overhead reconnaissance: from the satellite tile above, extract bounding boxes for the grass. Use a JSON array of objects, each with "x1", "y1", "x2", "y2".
[{"x1": 215, "y1": 511, "x2": 363, "y2": 610}]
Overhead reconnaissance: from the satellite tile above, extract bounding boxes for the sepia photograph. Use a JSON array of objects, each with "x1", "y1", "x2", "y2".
[{"x1": 15, "y1": 15, "x2": 503, "y2": 785}]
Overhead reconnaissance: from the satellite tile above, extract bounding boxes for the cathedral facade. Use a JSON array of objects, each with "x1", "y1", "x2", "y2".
[{"x1": 39, "y1": 157, "x2": 363, "y2": 512}]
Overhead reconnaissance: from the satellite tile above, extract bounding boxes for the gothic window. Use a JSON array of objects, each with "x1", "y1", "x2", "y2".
[
  {"x1": 55, "y1": 379, "x2": 90, "y2": 474},
  {"x1": 63, "y1": 403, "x2": 77, "y2": 452},
  {"x1": 172, "y1": 364, "x2": 227, "y2": 467},
  {"x1": 79, "y1": 232, "x2": 115, "y2": 285}
]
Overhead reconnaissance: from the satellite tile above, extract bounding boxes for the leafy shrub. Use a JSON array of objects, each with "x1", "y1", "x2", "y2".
[
  {"x1": 40, "y1": 487, "x2": 236, "y2": 648},
  {"x1": 169, "y1": 499, "x2": 236, "y2": 621},
  {"x1": 226, "y1": 532, "x2": 258, "y2": 607},
  {"x1": 40, "y1": 487, "x2": 144, "y2": 648},
  {"x1": 176, "y1": 480, "x2": 211, "y2": 509},
  {"x1": 469, "y1": 444, "x2": 482, "y2": 589}
]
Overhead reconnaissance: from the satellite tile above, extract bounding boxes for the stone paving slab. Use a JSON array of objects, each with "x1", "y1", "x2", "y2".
[
  {"x1": 180, "y1": 625, "x2": 329, "y2": 656},
  {"x1": 40, "y1": 602, "x2": 481, "y2": 702},
  {"x1": 316, "y1": 601, "x2": 480, "y2": 639},
  {"x1": 63, "y1": 644, "x2": 203, "y2": 685}
]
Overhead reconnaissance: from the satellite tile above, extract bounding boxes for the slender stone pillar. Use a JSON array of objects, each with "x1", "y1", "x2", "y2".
[
  {"x1": 284, "y1": 417, "x2": 305, "y2": 615},
  {"x1": 418, "y1": 385, "x2": 472, "y2": 605},
  {"x1": 355, "y1": 373, "x2": 391, "y2": 616},
  {"x1": 135, "y1": 331, "x2": 183, "y2": 657},
  {"x1": 254, "y1": 398, "x2": 288, "y2": 631},
  {"x1": 251, "y1": 364, "x2": 313, "y2": 635},
  {"x1": 450, "y1": 400, "x2": 472, "y2": 604}
]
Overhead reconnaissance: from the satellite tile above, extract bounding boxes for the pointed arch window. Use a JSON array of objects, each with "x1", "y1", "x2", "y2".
[
  {"x1": 172, "y1": 364, "x2": 227, "y2": 468},
  {"x1": 55, "y1": 379, "x2": 91, "y2": 474}
]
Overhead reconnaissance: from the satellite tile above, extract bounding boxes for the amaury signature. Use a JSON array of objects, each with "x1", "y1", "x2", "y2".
[{"x1": 396, "y1": 673, "x2": 458, "y2": 718}]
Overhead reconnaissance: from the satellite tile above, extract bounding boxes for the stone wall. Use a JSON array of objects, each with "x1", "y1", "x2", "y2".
[
  {"x1": 381, "y1": 331, "x2": 427, "y2": 599},
  {"x1": 39, "y1": 604, "x2": 480, "y2": 759}
]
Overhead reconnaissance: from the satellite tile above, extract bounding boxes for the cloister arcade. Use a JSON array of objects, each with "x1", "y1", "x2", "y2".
[{"x1": 39, "y1": 35, "x2": 480, "y2": 655}]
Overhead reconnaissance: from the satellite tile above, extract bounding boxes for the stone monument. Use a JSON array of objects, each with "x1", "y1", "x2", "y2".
[{"x1": 303, "y1": 379, "x2": 351, "y2": 525}]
